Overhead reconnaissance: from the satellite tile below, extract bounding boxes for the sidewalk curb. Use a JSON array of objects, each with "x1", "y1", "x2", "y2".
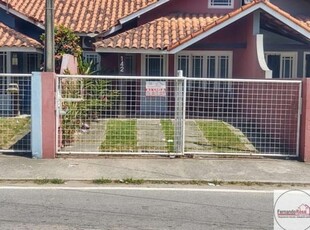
[{"x1": 1, "y1": 178, "x2": 310, "y2": 186}]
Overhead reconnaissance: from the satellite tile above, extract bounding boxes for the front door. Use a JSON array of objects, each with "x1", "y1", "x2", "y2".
[{"x1": 140, "y1": 55, "x2": 167, "y2": 115}]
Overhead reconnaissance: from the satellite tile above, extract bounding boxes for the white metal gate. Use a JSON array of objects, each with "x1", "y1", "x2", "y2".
[
  {"x1": 184, "y1": 78, "x2": 302, "y2": 157},
  {"x1": 56, "y1": 74, "x2": 302, "y2": 157}
]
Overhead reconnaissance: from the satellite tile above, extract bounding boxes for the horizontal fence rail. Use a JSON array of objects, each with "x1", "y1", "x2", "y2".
[
  {"x1": 0, "y1": 74, "x2": 32, "y2": 153},
  {"x1": 56, "y1": 75, "x2": 301, "y2": 157}
]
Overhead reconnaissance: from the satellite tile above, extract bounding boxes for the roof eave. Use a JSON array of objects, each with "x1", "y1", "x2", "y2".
[
  {"x1": 98, "y1": 0, "x2": 170, "y2": 38},
  {"x1": 96, "y1": 47, "x2": 169, "y2": 54},
  {"x1": 0, "y1": 4, "x2": 44, "y2": 30},
  {"x1": 169, "y1": 2, "x2": 310, "y2": 53},
  {"x1": 0, "y1": 47, "x2": 43, "y2": 52},
  {"x1": 118, "y1": 0, "x2": 170, "y2": 25}
]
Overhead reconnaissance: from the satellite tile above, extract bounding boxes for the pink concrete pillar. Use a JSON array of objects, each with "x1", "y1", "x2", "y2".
[
  {"x1": 41, "y1": 72, "x2": 56, "y2": 158},
  {"x1": 300, "y1": 79, "x2": 310, "y2": 162}
]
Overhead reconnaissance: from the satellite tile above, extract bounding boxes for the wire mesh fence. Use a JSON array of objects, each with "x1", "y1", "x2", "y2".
[
  {"x1": 185, "y1": 78, "x2": 301, "y2": 156},
  {"x1": 57, "y1": 75, "x2": 184, "y2": 154},
  {"x1": 0, "y1": 74, "x2": 32, "y2": 153},
  {"x1": 57, "y1": 75, "x2": 301, "y2": 157}
]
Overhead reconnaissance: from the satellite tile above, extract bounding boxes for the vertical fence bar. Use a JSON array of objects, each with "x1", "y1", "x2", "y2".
[
  {"x1": 174, "y1": 70, "x2": 184, "y2": 155},
  {"x1": 55, "y1": 75, "x2": 60, "y2": 153},
  {"x1": 296, "y1": 81, "x2": 303, "y2": 157},
  {"x1": 182, "y1": 75, "x2": 187, "y2": 155}
]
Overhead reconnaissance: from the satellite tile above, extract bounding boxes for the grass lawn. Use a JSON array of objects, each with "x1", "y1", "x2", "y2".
[
  {"x1": 98, "y1": 119, "x2": 251, "y2": 153},
  {"x1": 196, "y1": 120, "x2": 250, "y2": 152},
  {"x1": 160, "y1": 119, "x2": 174, "y2": 152},
  {"x1": 0, "y1": 117, "x2": 31, "y2": 149},
  {"x1": 100, "y1": 120, "x2": 137, "y2": 151}
]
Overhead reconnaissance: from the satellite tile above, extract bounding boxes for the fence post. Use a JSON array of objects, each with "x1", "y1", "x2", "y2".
[
  {"x1": 300, "y1": 78, "x2": 310, "y2": 162},
  {"x1": 174, "y1": 70, "x2": 184, "y2": 155},
  {"x1": 31, "y1": 72, "x2": 56, "y2": 159}
]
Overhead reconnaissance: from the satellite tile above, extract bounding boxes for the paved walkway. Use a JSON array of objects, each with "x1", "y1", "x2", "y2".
[
  {"x1": 185, "y1": 120, "x2": 211, "y2": 152},
  {"x1": 60, "y1": 119, "x2": 259, "y2": 154},
  {"x1": 62, "y1": 120, "x2": 106, "y2": 153},
  {"x1": 137, "y1": 119, "x2": 166, "y2": 152}
]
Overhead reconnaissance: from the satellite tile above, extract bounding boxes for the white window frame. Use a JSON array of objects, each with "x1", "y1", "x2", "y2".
[
  {"x1": 176, "y1": 51, "x2": 233, "y2": 90},
  {"x1": 304, "y1": 52, "x2": 310, "y2": 78},
  {"x1": 265, "y1": 52, "x2": 298, "y2": 79},
  {"x1": 175, "y1": 51, "x2": 233, "y2": 78},
  {"x1": 208, "y1": 0, "x2": 234, "y2": 9},
  {"x1": 82, "y1": 52, "x2": 101, "y2": 71},
  {"x1": 141, "y1": 54, "x2": 168, "y2": 76}
]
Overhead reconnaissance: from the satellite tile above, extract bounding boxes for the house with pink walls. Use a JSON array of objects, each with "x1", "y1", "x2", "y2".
[
  {"x1": 0, "y1": 0, "x2": 308, "y2": 79},
  {"x1": 0, "y1": 0, "x2": 309, "y2": 118},
  {"x1": 0, "y1": 0, "x2": 309, "y2": 160}
]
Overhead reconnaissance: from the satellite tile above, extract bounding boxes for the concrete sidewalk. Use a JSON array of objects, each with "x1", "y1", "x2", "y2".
[{"x1": 0, "y1": 154, "x2": 309, "y2": 185}]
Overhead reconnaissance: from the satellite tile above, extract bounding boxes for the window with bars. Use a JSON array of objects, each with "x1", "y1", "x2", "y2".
[
  {"x1": 266, "y1": 52, "x2": 297, "y2": 79},
  {"x1": 209, "y1": 0, "x2": 233, "y2": 8},
  {"x1": 27, "y1": 53, "x2": 41, "y2": 73},
  {"x1": 83, "y1": 52, "x2": 101, "y2": 72},
  {"x1": 145, "y1": 55, "x2": 165, "y2": 76},
  {"x1": 177, "y1": 51, "x2": 232, "y2": 89}
]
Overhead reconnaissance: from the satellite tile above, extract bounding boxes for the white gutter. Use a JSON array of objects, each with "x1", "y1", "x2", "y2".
[
  {"x1": 102, "y1": 25, "x2": 123, "y2": 37},
  {"x1": 118, "y1": 0, "x2": 170, "y2": 25}
]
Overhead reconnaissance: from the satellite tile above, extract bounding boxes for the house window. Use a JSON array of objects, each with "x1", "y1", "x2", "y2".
[
  {"x1": 176, "y1": 51, "x2": 232, "y2": 89},
  {"x1": 208, "y1": 0, "x2": 234, "y2": 8},
  {"x1": 192, "y1": 56, "x2": 204, "y2": 78},
  {"x1": 27, "y1": 53, "x2": 41, "y2": 73},
  {"x1": 124, "y1": 55, "x2": 135, "y2": 75},
  {"x1": 82, "y1": 52, "x2": 101, "y2": 72},
  {"x1": 266, "y1": 52, "x2": 297, "y2": 79},
  {"x1": 304, "y1": 53, "x2": 310, "y2": 78},
  {"x1": 145, "y1": 55, "x2": 165, "y2": 76},
  {"x1": 141, "y1": 55, "x2": 168, "y2": 114},
  {"x1": 0, "y1": 52, "x2": 6, "y2": 73}
]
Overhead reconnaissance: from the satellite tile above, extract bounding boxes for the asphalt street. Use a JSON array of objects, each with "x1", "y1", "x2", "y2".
[{"x1": 0, "y1": 187, "x2": 273, "y2": 230}]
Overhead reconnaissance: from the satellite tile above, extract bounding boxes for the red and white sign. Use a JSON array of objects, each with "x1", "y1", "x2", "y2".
[{"x1": 145, "y1": 81, "x2": 166, "y2": 97}]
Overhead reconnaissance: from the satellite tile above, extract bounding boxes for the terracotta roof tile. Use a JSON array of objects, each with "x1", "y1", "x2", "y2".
[
  {"x1": 296, "y1": 16, "x2": 310, "y2": 30},
  {"x1": 95, "y1": 0, "x2": 310, "y2": 52},
  {"x1": 0, "y1": 22, "x2": 42, "y2": 49},
  {"x1": 95, "y1": 14, "x2": 221, "y2": 50},
  {"x1": 0, "y1": 0, "x2": 160, "y2": 34}
]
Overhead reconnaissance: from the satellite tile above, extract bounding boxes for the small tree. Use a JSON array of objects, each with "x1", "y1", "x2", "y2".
[
  {"x1": 41, "y1": 25, "x2": 82, "y2": 73},
  {"x1": 42, "y1": 26, "x2": 119, "y2": 146}
]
